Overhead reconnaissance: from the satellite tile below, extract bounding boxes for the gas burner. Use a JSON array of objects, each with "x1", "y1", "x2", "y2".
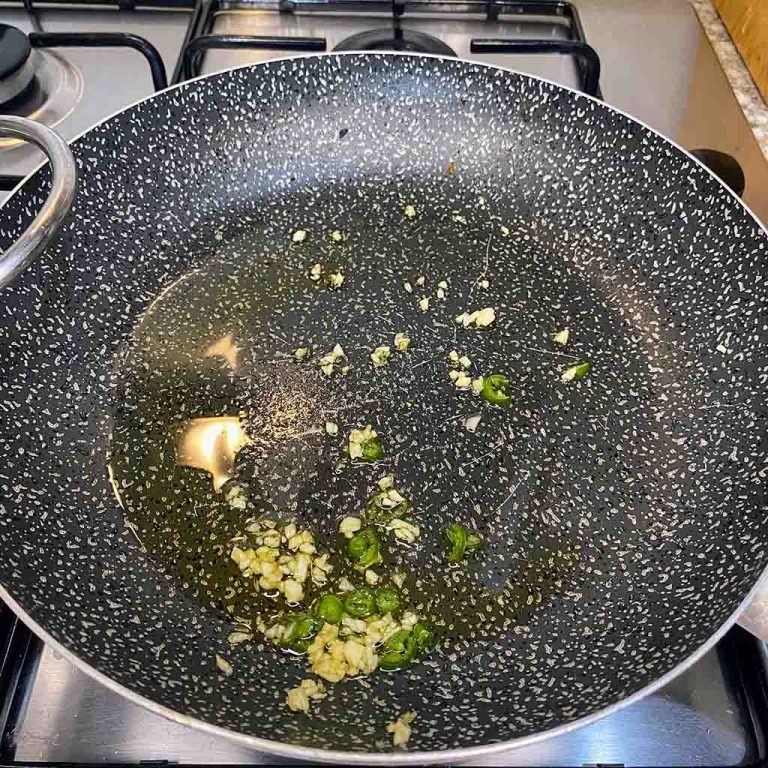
[
  {"x1": 0, "y1": 24, "x2": 35, "y2": 105},
  {"x1": 334, "y1": 29, "x2": 456, "y2": 56},
  {"x1": 0, "y1": 48, "x2": 83, "y2": 152}
]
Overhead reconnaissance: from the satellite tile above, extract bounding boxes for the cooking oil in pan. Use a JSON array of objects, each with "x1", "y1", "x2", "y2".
[{"x1": 108, "y1": 227, "x2": 584, "y2": 645}]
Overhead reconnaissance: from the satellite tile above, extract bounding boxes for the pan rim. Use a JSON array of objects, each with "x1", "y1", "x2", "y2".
[
  {"x1": 2, "y1": 50, "x2": 768, "y2": 764},
  {"x1": 4, "y1": 570, "x2": 768, "y2": 764}
]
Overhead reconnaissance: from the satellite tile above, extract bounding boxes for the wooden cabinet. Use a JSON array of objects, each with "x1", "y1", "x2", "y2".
[{"x1": 713, "y1": 0, "x2": 768, "y2": 102}]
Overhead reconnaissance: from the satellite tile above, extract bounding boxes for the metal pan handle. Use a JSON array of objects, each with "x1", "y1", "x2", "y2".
[{"x1": 0, "y1": 116, "x2": 76, "y2": 289}]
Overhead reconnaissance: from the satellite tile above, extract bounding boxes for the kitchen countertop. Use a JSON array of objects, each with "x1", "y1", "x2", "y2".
[{"x1": 689, "y1": 0, "x2": 768, "y2": 160}]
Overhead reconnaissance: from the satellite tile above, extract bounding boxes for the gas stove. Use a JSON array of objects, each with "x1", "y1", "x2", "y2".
[{"x1": 1, "y1": 0, "x2": 768, "y2": 765}]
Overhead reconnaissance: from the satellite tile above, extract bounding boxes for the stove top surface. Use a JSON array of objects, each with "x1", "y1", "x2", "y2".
[
  {"x1": 3, "y1": 616, "x2": 766, "y2": 765},
  {"x1": 0, "y1": 5, "x2": 189, "y2": 181},
  {"x1": 1, "y1": 0, "x2": 768, "y2": 764}
]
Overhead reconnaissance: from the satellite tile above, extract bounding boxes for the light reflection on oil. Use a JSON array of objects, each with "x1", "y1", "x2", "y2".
[
  {"x1": 174, "y1": 416, "x2": 251, "y2": 492},
  {"x1": 204, "y1": 334, "x2": 240, "y2": 371}
]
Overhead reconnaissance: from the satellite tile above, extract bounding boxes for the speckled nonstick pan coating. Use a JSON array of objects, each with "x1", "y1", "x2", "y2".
[{"x1": 0, "y1": 53, "x2": 767, "y2": 762}]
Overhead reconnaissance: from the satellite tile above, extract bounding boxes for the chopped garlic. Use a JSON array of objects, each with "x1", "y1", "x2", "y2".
[
  {"x1": 282, "y1": 579, "x2": 304, "y2": 603},
  {"x1": 479, "y1": 279, "x2": 490, "y2": 289},
  {"x1": 307, "y1": 623, "x2": 377, "y2": 682},
  {"x1": 455, "y1": 307, "x2": 496, "y2": 328},
  {"x1": 454, "y1": 371, "x2": 472, "y2": 390},
  {"x1": 286, "y1": 678, "x2": 326, "y2": 713},
  {"x1": 330, "y1": 230, "x2": 345, "y2": 242},
  {"x1": 471, "y1": 376, "x2": 484, "y2": 395},
  {"x1": 391, "y1": 571, "x2": 406, "y2": 589},
  {"x1": 378, "y1": 474, "x2": 395, "y2": 491},
  {"x1": 318, "y1": 344, "x2": 346, "y2": 377},
  {"x1": 448, "y1": 369, "x2": 460, "y2": 381},
  {"x1": 226, "y1": 484, "x2": 247, "y2": 510},
  {"x1": 452, "y1": 214, "x2": 468, "y2": 225},
  {"x1": 341, "y1": 617, "x2": 368, "y2": 634},
  {"x1": 293, "y1": 346, "x2": 310, "y2": 360},
  {"x1": 437, "y1": 280, "x2": 448, "y2": 290},
  {"x1": 215, "y1": 654, "x2": 234, "y2": 676},
  {"x1": 365, "y1": 569, "x2": 380, "y2": 585},
  {"x1": 385, "y1": 488, "x2": 406, "y2": 505},
  {"x1": 418, "y1": 297, "x2": 430, "y2": 312},
  {"x1": 448, "y1": 350, "x2": 460, "y2": 363},
  {"x1": 312, "y1": 553, "x2": 332, "y2": 585},
  {"x1": 231, "y1": 519, "x2": 330, "y2": 597},
  {"x1": 500, "y1": 225, "x2": 510, "y2": 236},
  {"x1": 227, "y1": 631, "x2": 252, "y2": 645},
  {"x1": 348, "y1": 424, "x2": 379, "y2": 459},
  {"x1": 455, "y1": 312, "x2": 472, "y2": 327},
  {"x1": 394, "y1": 332, "x2": 410, "y2": 352},
  {"x1": 404, "y1": 205, "x2": 416, "y2": 218},
  {"x1": 328, "y1": 271, "x2": 345, "y2": 289},
  {"x1": 371, "y1": 345, "x2": 392, "y2": 367},
  {"x1": 415, "y1": 276, "x2": 426, "y2": 287},
  {"x1": 458, "y1": 355, "x2": 471, "y2": 369},
  {"x1": 404, "y1": 281, "x2": 413, "y2": 293},
  {"x1": 474, "y1": 307, "x2": 496, "y2": 327},
  {"x1": 264, "y1": 623, "x2": 286, "y2": 643},
  {"x1": 339, "y1": 516, "x2": 362, "y2": 539},
  {"x1": 337, "y1": 576, "x2": 355, "y2": 592},
  {"x1": 292, "y1": 229, "x2": 308, "y2": 243},
  {"x1": 401, "y1": 612, "x2": 419, "y2": 630},
  {"x1": 309, "y1": 263, "x2": 323, "y2": 281},
  {"x1": 285, "y1": 688, "x2": 310, "y2": 714},
  {"x1": 387, "y1": 712, "x2": 416, "y2": 748},
  {"x1": 388, "y1": 518, "x2": 420, "y2": 543},
  {"x1": 553, "y1": 328, "x2": 570, "y2": 346},
  {"x1": 436, "y1": 288, "x2": 445, "y2": 300},
  {"x1": 325, "y1": 421, "x2": 339, "y2": 436}
]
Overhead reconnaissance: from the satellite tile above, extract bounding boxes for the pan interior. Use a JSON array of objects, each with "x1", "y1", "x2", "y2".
[{"x1": 108, "y1": 180, "x2": 598, "y2": 652}]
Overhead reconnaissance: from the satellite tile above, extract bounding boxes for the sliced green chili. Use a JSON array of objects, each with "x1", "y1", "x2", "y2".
[
  {"x1": 374, "y1": 587, "x2": 401, "y2": 615},
  {"x1": 481, "y1": 374, "x2": 511, "y2": 406},
  {"x1": 442, "y1": 523, "x2": 468, "y2": 563},
  {"x1": 347, "y1": 534, "x2": 368, "y2": 560},
  {"x1": 411, "y1": 622, "x2": 434, "y2": 653},
  {"x1": 347, "y1": 527, "x2": 382, "y2": 569},
  {"x1": 283, "y1": 612, "x2": 321, "y2": 653},
  {"x1": 443, "y1": 523, "x2": 483, "y2": 563},
  {"x1": 562, "y1": 361, "x2": 592, "y2": 381},
  {"x1": 343, "y1": 588, "x2": 377, "y2": 618},
  {"x1": 378, "y1": 629, "x2": 418, "y2": 670},
  {"x1": 466, "y1": 533, "x2": 483, "y2": 553},
  {"x1": 360, "y1": 437, "x2": 384, "y2": 461},
  {"x1": 314, "y1": 594, "x2": 343, "y2": 624}
]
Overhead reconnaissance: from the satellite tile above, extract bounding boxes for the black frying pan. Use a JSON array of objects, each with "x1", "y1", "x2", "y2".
[{"x1": 0, "y1": 53, "x2": 767, "y2": 762}]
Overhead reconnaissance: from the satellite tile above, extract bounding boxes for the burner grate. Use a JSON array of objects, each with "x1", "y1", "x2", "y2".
[
  {"x1": 29, "y1": 32, "x2": 168, "y2": 91},
  {"x1": 0, "y1": 25, "x2": 168, "y2": 191},
  {"x1": 174, "y1": 0, "x2": 601, "y2": 97}
]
